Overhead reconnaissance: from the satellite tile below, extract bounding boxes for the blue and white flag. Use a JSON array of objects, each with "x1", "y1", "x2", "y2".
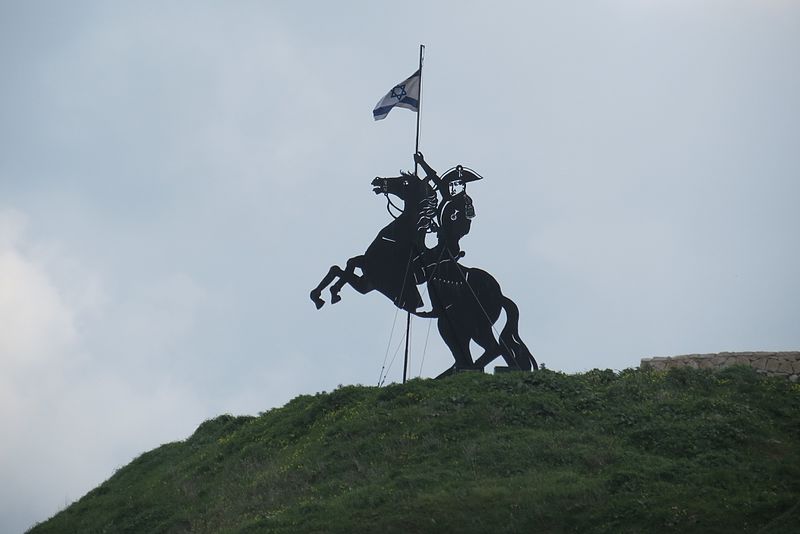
[{"x1": 372, "y1": 69, "x2": 420, "y2": 121}]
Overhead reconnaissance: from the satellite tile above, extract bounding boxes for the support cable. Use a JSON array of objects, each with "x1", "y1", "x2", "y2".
[
  {"x1": 379, "y1": 249, "x2": 414, "y2": 386},
  {"x1": 445, "y1": 247, "x2": 519, "y2": 367}
]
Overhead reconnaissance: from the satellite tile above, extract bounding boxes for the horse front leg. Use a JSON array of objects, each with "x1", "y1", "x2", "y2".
[
  {"x1": 330, "y1": 255, "x2": 366, "y2": 304},
  {"x1": 310, "y1": 264, "x2": 347, "y2": 309}
]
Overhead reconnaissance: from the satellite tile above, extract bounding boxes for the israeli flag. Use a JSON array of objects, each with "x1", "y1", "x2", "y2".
[{"x1": 372, "y1": 69, "x2": 420, "y2": 121}]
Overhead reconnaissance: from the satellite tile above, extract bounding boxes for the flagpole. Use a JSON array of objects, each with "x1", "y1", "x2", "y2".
[
  {"x1": 414, "y1": 44, "x2": 424, "y2": 161},
  {"x1": 404, "y1": 44, "x2": 424, "y2": 385}
]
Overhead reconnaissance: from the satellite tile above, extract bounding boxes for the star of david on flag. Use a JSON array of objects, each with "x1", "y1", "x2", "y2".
[{"x1": 372, "y1": 69, "x2": 421, "y2": 121}]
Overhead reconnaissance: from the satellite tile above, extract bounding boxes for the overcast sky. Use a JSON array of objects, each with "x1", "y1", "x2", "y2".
[{"x1": 2, "y1": 1, "x2": 799, "y2": 531}]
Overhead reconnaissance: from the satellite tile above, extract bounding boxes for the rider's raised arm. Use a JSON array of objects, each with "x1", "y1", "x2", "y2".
[{"x1": 414, "y1": 152, "x2": 445, "y2": 193}]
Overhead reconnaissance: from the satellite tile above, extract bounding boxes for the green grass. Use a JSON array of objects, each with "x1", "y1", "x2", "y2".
[{"x1": 29, "y1": 366, "x2": 800, "y2": 533}]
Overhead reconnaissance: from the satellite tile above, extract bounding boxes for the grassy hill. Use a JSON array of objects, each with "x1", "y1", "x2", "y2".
[{"x1": 29, "y1": 367, "x2": 800, "y2": 533}]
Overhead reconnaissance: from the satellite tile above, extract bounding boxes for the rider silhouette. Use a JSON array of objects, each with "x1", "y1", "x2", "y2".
[
  {"x1": 413, "y1": 152, "x2": 481, "y2": 265},
  {"x1": 412, "y1": 152, "x2": 485, "y2": 320}
]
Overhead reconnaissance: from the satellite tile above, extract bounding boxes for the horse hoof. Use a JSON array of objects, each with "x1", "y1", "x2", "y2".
[
  {"x1": 310, "y1": 292, "x2": 325, "y2": 309},
  {"x1": 331, "y1": 293, "x2": 342, "y2": 304}
]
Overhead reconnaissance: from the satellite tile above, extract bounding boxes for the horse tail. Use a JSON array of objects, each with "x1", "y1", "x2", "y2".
[{"x1": 499, "y1": 296, "x2": 538, "y2": 371}]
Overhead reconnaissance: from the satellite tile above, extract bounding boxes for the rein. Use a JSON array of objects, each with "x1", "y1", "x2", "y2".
[{"x1": 385, "y1": 194, "x2": 403, "y2": 219}]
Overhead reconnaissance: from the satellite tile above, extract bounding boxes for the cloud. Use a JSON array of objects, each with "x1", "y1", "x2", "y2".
[
  {"x1": 0, "y1": 212, "x2": 77, "y2": 368},
  {"x1": 0, "y1": 209, "x2": 210, "y2": 533},
  {"x1": 0, "y1": 210, "x2": 82, "y2": 531},
  {"x1": 1, "y1": 2, "x2": 799, "y2": 532}
]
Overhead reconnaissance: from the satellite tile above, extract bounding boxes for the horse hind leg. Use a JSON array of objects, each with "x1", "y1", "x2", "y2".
[
  {"x1": 472, "y1": 325, "x2": 515, "y2": 372},
  {"x1": 330, "y1": 256, "x2": 365, "y2": 304}
]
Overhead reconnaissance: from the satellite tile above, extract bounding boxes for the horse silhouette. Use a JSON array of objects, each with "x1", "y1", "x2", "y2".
[{"x1": 310, "y1": 170, "x2": 537, "y2": 375}]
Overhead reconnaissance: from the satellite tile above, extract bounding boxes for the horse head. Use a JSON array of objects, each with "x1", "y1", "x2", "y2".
[
  {"x1": 372, "y1": 171, "x2": 437, "y2": 237},
  {"x1": 371, "y1": 171, "x2": 428, "y2": 203}
]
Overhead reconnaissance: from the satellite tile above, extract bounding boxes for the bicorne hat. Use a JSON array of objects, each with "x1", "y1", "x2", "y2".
[{"x1": 440, "y1": 165, "x2": 483, "y2": 184}]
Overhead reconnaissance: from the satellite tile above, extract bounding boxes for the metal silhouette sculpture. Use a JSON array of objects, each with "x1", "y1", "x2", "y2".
[{"x1": 310, "y1": 153, "x2": 538, "y2": 377}]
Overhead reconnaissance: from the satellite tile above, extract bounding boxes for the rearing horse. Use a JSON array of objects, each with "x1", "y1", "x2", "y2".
[
  {"x1": 310, "y1": 170, "x2": 537, "y2": 377},
  {"x1": 310, "y1": 172, "x2": 436, "y2": 312}
]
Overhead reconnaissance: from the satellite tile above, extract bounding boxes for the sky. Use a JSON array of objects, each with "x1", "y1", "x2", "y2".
[{"x1": 1, "y1": 1, "x2": 799, "y2": 531}]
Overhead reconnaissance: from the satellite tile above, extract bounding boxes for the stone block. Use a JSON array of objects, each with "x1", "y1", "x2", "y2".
[
  {"x1": 697, "y1": 358, "x2": 714, "y2": 369},
  {"x1": 640, "y1": 351, "x2": 800, "y2": 376}
]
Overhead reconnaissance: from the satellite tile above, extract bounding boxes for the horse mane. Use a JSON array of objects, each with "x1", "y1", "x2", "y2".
[
  {"x1": 412, "y1": 172, "x2": 437, "y2": 233},
  {"x1": 392, "y1": 171, "x2": 437, "y2": 233}
]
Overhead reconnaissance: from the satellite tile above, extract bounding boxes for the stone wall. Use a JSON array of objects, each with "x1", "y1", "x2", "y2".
[{"x1": 640, "y1": 351, "x2": 800, "y2": 382}]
